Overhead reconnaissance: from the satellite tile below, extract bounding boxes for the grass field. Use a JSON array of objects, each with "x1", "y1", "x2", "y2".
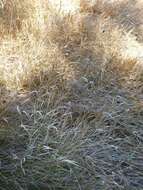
[{"x1": 0, "y1": 0, "x2": 143, "y2": 189}]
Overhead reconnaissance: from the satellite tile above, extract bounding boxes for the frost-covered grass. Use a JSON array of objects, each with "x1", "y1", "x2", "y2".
[{"x1": 0, "y1": 0, "x2": 143, "y2": 189}]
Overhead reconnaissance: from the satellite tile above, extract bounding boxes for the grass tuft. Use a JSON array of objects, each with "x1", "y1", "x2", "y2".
[{"x1": 0, "y1": 0, "x2": 143, "y2": 189}]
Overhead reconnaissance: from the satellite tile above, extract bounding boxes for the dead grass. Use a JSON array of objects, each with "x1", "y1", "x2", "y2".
[{"x1": 0, "y1": 0, "x2": 143, "y2": 190}]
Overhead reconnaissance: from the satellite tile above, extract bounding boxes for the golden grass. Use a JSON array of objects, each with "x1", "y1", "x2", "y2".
[{"x1": 0, "y1": 0, "x2": 143, "y2": 189}]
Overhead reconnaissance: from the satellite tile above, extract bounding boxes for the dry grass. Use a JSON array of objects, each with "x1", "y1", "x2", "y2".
[{"x1": 0, "y1": 0, "x2": 143, "y2": 189}]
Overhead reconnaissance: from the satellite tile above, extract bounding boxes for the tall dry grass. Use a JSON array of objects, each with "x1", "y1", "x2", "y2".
[{"x1": 0, "y1": 0, "x2": 143, "y2": 190}]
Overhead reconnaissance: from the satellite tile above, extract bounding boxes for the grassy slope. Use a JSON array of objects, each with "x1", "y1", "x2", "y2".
[{"x1": 0, "y1": 0, "x2": 143, "y2": 189}]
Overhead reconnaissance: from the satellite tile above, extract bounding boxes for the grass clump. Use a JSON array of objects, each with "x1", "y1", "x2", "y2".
[{"x1": 0, "y1": 0, "x2": 143, "y2": 189}]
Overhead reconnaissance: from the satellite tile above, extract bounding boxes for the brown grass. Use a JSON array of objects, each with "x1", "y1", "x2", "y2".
[{"x1": 0, "y1": 0, "x2": 143, "y2": 189}]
